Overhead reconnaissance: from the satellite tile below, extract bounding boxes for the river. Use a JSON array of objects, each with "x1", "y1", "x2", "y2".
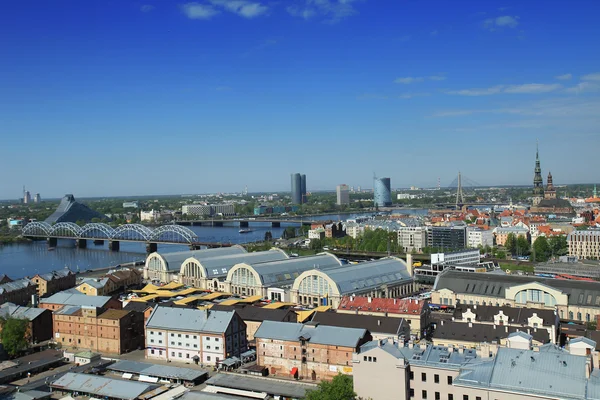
[{"x1": 0, "y1": 210, "x2": 428, "y2": 279}]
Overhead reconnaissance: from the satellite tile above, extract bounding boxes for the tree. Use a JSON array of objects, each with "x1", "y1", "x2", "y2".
[
  {"x1": 310, "y1": 239, "x2": 323, "y2": 250},
  {"x1": 533, "y1": 236, "x2": 551, "y2": 262},
  {"x1": 548, "y1": 235, "x2": 568, "y2": 257},
  {"x1": 282, "y1": 227, "x2": 297, "y2": 240},
  {"x1": 504, "y1": 233, "x2": 517, "y2": 255},
  {"x1": 304, "y1": 374, "x2": 356, "y2": 400},
  {"x1": 0, "y1": 317, "x2": 29, "y2": 356},
  {"x1": 516, "y1": 236, "x2": 530, "y2": 256},
  {"x1": 264, "y1": 231, "x2": 273, "y2": 242}
]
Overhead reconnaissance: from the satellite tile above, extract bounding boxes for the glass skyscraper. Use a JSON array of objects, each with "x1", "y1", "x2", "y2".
[
  {"x1": 374, "y1": 177, "x2": 392, "y2": 207},
  {"x1": 291, "y1": 173, "x2": 306, "y2": 204}
]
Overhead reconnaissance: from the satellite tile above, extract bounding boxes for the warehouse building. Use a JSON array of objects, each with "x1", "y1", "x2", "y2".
[
  {"x1": 179, "y1": 248, "x2": 289, "y2": 289},
  {"x1": 290, "y1": 257, "x2": 414, "y2": 309},
  {"x1": 223, "y1": 253, "x2": 343, "y2": 301},
  {"x1": 144, "y1": 246, "x2": 247, "y2": 283}
]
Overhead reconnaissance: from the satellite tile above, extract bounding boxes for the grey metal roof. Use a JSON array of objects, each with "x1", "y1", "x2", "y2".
[
  {"x1": 2, "y1": 390, "x2": 51, "y2": 400},
  {"x1": 205, "y1": 372, "x2": 316, "y2": 398},
  {"x1": 359, "y1": 339, "x2": 478, "y2": 370},
  {"x1": 39, "y1": 292, "x2": 113, "y2": 308},
  {"x1": 454, "y1": 346, "x2": 587, "y2": 400},
  {"x1": 146, "y1": 305, "x2": 234, "y2": 334},
  {"x1": 180, "y1": 391, "x2": 253, "y2": 400},
  {"x1": 34, "y1": 269, "x2": 74, "y2": 281},
  {"x1": 317, "y1": 257, "x2": 412, "y2": 295},
  {"x1": 254, "y1": 320, "x2": 367, "y2": 348},
  {"x1": 0, "y1": 279, "x2": 34, "y2": 295},
  {"x1": 108, "y1": 360, "x2": 208, "y2": 381},
  {"x1": 433, "y1": 321, "x2": 550, "y2": 345},
  {"x1": 434, "y1": 270, "x2": 600, "y2": 307},
  {"x1": 0, "y1": 303, "x2": 47, "y2": 321},
  {"x1": 50, "y1": 372, "x2": 154, "y2": 400},
  {"x1": 151, "y1": 245, "x2": 247, "y2": 272},
  {"x1": 79, "y1": 277, "x2": 109, "y2": 289},
  {"x1": 192, "y1": 249, "x2": 289, "y2": 279},
  {"x1": 239, "y1": 253, "x2": 342, "y2": 287}
]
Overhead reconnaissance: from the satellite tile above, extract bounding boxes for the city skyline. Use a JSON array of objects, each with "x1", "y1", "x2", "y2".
[{"x1": 1, "y1": 0, "x2": 599, "y2": 198}]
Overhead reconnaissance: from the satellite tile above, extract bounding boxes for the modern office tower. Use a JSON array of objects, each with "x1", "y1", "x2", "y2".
[
  {"x1": 300, "y1": 174, "x2": 307, "y2": 203},
  {"x1": 373, "y1": 177, "x2": 392, "y2": 207},
  {"x1": 23, "y1": 190, "x2": 31, "y2": 204},
  {"x1": 291, "y1": 173, "x2": 302, "y2": 204},
  {"x1": 336, "y1": 184, "x2": 350, "y2": 205},
  {"x1": 34, "y1": 193, "x2": 41, "y2": 203}
]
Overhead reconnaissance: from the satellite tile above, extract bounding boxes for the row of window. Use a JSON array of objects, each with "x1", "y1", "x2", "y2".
[
  {"x1": 149, "y1": 331, "x2": 220, "y2": 341},
  {"x1": 410, "y1": 390, "x2": 481, "y2": 400},
  {"x1": 410, "y1": 372, "x2": 453, "y2": 385}
]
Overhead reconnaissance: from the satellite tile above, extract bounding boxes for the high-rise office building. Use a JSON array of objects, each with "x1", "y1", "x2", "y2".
[
  {"x1": 23, "y1": 190, "x2": 31, "y2": 204},
  {"x1": 34, "y1": 193, "x2": 41, "y2": 203},
  {"x1": 291, "y1": 173, "x2": 302, "y2": 204},
  {"x1": 300, "y1": 174, "x2": 306, "y2": 203},
  {"x1": 336, "y1": 184, "x2": 350, "y2": 205},
  {"x1": 373, "y1": 177, "x2": 392, "y2": 207}
]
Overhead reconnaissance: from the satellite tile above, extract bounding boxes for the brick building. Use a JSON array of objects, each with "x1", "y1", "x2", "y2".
[
  {"x1": 30, "y1": 270, "x2": 76, "y2": 298},
  {"x1": 53, "y1": 306, "x2": 144, "y2": 354},
  {"x1": 254, "y1": 320, "x2": 371, "y2": 381},
  {"x1": 0, "y1": 303, "x2": 53, "y2": 345},
  {"x1": 0, "y1": 278, "x2": 38, "y2": 306}
]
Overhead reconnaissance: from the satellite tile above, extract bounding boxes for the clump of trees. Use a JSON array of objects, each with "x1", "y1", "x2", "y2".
[
  {"x1": 304, "y1": 374, "x2": 357, "y2": 400},
  {"x1": 0, "y1": 317, "x2": 30, "y2": 356}
]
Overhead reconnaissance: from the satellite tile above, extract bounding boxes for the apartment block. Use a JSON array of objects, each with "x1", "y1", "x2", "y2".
[
  {"x1": 398, "y1": 226, "x2": 427, "y2": 253},
  {"x1": 53, "y1": 306, "x2": 144, "y2": 354},
  {"x1": 568, "y1": 230, "x2": 600, "y2": 260},
  {"x1": 254, "y1": 321, "x2": 371, "y2": 381},
  {"x1": 145, "y1": 306, "x2": 247, "y2": 366},
  {"x1": 466, "y1": 227, "x2": 494, "y2": 249}
]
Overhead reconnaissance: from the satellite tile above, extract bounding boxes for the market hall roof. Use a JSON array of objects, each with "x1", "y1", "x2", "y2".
[{"x1": 146, "y1": 245, "x2": 247, "y2": 272}]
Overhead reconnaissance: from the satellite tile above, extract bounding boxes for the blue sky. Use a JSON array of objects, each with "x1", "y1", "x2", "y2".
[{"x1": 1, "y1": 0, "x2": 599, "y2": 199}]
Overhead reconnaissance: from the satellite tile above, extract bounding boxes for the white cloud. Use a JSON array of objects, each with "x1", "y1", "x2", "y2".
[
  {"x1": 287, "y1": 0, "x2": 361, "y2": 23},
  {"x1": 209, "y1": 0, "x2": 268, "y2": 18},
  {"x1": 394, "y1": 77, "x2": 424, "y2": 84},
  {"x1": 446, "y1": 85, "x2": 505, "y2": 96},
  {"x1": 181, "y1": 2, "x2": 220, "y2": 19},
  {"x1": 447, "y1": 83, "x2": 561, "y2": 96},
  {"x1": 555, "y1": 73, "x2": 572, "y2": 81},
  {"x1": 141, "y1": 4, "x2": 155, "y2": 12},
  {"x1": 582, "y1": 72, "x2": 600, "y2": 81},
  {"x1": 482, "y1": 15, "x2": 519, "y2": 31},
  {"x1": 429, "y1": 75, "x2": 446, "y2": 81},
  {"x1": 503, "y1": 83, "x2": 562, "y2": 94},
  {"x1": 565, "y1": 82, "x2": 600, "y2": 94}
]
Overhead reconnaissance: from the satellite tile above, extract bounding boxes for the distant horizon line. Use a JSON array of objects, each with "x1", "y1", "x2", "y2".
[{"x1": 1, "y1": 182, "x2": 597, "y2": 202}]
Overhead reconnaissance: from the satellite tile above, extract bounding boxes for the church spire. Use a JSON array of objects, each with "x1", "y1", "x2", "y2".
[{"x1": 533, "y1": 141, "x2": 544, "y2": 205}]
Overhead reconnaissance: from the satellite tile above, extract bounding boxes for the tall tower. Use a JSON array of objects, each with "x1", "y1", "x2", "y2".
[
  {"x1": 455, "y1": 172, "x2": 465, "y2": 210},
  {"x1": 594, "y1": 184, "x2": 597, "y2": 199},
  {"x1": 290, "y1": 173, "x2": 302, "y2": 204},
  {"x1": 532, "y1": 142, "x2": 544, "y2": 206},
  {"x1": 545, "y1": 172, "x2": 556, "y2": 199},
  {"x1": 300, "y1": 174, "x2": 307, "y2": 204},
  {"x1": 373, "y1": 177, "x2": 392, "y2": 207}
]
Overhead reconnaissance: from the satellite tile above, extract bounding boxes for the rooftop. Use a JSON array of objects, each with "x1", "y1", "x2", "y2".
[
  {"x1": 0, "y1": 303, "x2": 48, "y2": 321},
  {"x1": 39, "y1": 291, "x2": 114, "y2": 308},
  {"x1": 254, "y1": 320, "x2": 368, "y2": 348},
  {"x1": 148, "y1": 246, "x2": 247, "y2": 271},
  {"x1": 186, "y1": 249, "x2": 289, "y2": 279},
  {"x1": 432, "y1": 320, "x2": 550, "y2": 345},
  {"x1": 453, "y1": 304, "x2": 556, "y2": 326},
  {"x1": 50, "y1": 372, "x2": 154, "y2": 400},
  {"x1": 310, "y1": 311, "x2": 407, "y2": 336},
  {"x1": 0, "y1": 279, "x2": 34, "y2": 295},
  {"x1": 210, "y1": 304, "x2": 297, "y2": 323},
  {"x1": 205, "y1": 372, "x2": 315, "y2": 398},
  {"x1": 108, "y1": 360, "x2": 208, "y2": 381},
  {"x1": 98, "y1": 309, "x2": 131, "y2": 320},
  {"x1": 338, "y1": 296, "x2": 426, "y2": 315},
  {"x1": 145, "y1": 306, "x2": 234, "y2": 334}
]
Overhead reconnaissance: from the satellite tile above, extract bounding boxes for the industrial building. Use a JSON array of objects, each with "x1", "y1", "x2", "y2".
[
  {"x1": 179, "y1": 248, "x2": 289, "y2": 289},
  {"x1": 290, "y1": 257, "x2": 414, "y2": 308},
  {"x1": 223, "y1": 253, "x2": 343, "y2": 301},
  {"x1": 39, "y1": 291, "x2": 121, "y2": 311},
  {"x1": 373, "y1": 177, "x2": 392, "y2": 207},
  {"x1": 0, "y1": 278, "x2": 38, "y2": 306},
  {"x1": 50, "y1": 373, "x2": 157, "y2": 400},
  {"x1": 30, "y1": 269, "x2": 76, "y2": 297},
  {"x1": 144, "y1": 245, "x2": 247, "y2": 282},
  {"x1": 0, "y1": 303, "x2": 53, "y2": 345}
]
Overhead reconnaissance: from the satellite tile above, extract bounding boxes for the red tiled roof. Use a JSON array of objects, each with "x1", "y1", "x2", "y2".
[{"x1": 337, "y1": 296, "x2": 425, "y2": 315}]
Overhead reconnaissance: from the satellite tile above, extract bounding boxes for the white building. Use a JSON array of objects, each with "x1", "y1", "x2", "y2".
[
  {"x1": 431, "y1": 249, "x2": 480, "y2": 266},
  {"x1": 397, "y1": 226, "x2": 427, "y2": 253},
  {"x1": 336, "y1": 184, "x2": 350, "y2": 205},
  {"x1": 466, "y1": 227, "x2": 494, "y2": 248},
  {"x1": 182, "y1": 204, "x2": 235, "y2": 216},
  {"x1": 145, "y1": 306, "x2": 247, "y2": 366},
  {"x1": 568, "y1": 230, "x2": 600, "y2": 260},
  {"x1": 345, "y1": 222, "x2": 364, "y2": 239},
  {"x1": 308, "y1": 228, "x2": 325, "y2": 240},
  {"x1": 140, "y1": 209, "x2": 160, "y2": 222}
]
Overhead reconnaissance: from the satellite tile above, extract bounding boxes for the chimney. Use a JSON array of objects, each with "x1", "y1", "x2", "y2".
[
  {"x1": 468, "y1": 322, "x2": 472, "y2": 328},
  {"x1": 368, "y1": 296, "x2": 372, "y2": 303},
  {"x1": 377, "y1": 319, "x2": 381, "y2": 326},
  {"x1": 406, "y1": 253, "x2": 413, "y2": 276},
  {"x1": 441, "y1": 320, "x2": 444, "y2": 326},
  {"x1": 394, "y1": 298, "x2": 397, "y2": 305},
  {"x1": 505, "y1": 326, "x2": 508, "y2": 333}
]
